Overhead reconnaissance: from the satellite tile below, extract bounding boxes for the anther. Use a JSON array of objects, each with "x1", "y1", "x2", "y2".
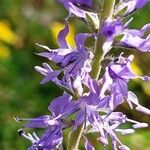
[{"x1": 18, "y1": 129, "x2": 25, "y2": 136}]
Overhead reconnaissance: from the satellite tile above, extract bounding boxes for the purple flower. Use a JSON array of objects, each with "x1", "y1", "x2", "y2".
[
  {"x1": 71, "y1": 78, "x2": 149, "y2": 150},
  {"x1": 102, "y1": 19, "x2": 123, "y2": 39},
  {"x1": 101, "y1": 19, "x2": 123, "y2": 53},
  {"x1": 17, "y1": 1, "x2": 150, "y2": 149},
  {"x1": 100, "y1": 54, "x2": 134, "y2": 98},
  {"x1": 18, "y1": 127, "x2": 63, "y2": 150},
  {"x1": 119, "y1": 23, "x2": 150, "y2": 52},
  {"x1": 87, "y1": 112, "x2": 148, "y2": 150},
  {"x1": 101, "y1": 18, "x2": 150, "y2": 53},
  {"x1": 100, "y1": 54, "x2": 150, "y2": 110},
  {"x1": 48, "y1": 93, "x2": 79, "y2": 118},
  {"x1": 35, "y1": 63, "x2": 62, "y2": 85},
  {"x1": 17, "y1": 93, "x2": 79, "y2": 149},
  {"x1": 18, "y1": 94, "x2": 79, "y2": 128},
  {"x1": 73, "y1": 80, "x2": 111, "y2": 130},
  {"x1": 114, "y1": 0, "x2": 149, "y2": 16},
  {"x1": 59, "y1": 0, "x2": 93, "y2": 7},
  {"x1": 127, "y1": 91, "x2": 150, "y2": 115},
  {"x1": 36, "y1": 22, "x2": 94, "y2": 95},
  {"x1": 58, "y1": 0, "x2": 93, "y2": 19}
]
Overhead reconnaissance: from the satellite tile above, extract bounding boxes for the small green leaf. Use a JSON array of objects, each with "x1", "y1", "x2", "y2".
[
  {"x1": 114, "y1": 34, "x2": 124, "y2": 42},
  {"x1": 115, "y1": 6, "x2": 128, "y2": 17},
  {"x1": 85, "y1": 13, "x2": 99, "y2": 32}
]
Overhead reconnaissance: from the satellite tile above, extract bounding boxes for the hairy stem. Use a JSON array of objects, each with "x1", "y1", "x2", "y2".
[
  {"x1": 67, "y1": 123, "x2": 84, "y2": 150},
  {"x1": 67, "y1": 0, "x2": 116, "y2": 149},
  {"x1": 90, "y1": 0, "x2": 116, "y2": 80}
]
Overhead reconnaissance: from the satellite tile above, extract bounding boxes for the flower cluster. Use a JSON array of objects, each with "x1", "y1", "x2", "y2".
[{"x1": 16, "y1": 0, "x2": 150, "y2": 150}]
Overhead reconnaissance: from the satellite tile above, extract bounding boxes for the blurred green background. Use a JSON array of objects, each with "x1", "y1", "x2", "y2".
[{"x1": 0, "y1": 0, "x2": 150, "y2": 149}]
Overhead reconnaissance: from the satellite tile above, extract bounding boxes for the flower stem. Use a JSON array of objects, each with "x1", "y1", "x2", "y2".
[
  {"x1": 67, "y1": 1, "x2": 116, "y2": 149},
  {"x1": 67, "y1": 123, "x2": 84, "y2": 150},
  {"x1": 90, "y1": 0, "x2": 116, "y2": 80}
]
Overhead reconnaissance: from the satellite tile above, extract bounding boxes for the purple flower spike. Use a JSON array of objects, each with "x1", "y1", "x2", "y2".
[{"x1": 17, "y1": 0, "x2": 150, "y2": 149}]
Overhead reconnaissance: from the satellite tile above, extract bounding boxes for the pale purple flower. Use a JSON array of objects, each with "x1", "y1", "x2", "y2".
[
  {"x1": 114, "y1": 0, "x2": 149, "y2": 16},
  {"x1": 101, "y1": 19, "x2": 123, "y2": 53},
  {"x1": 100, "y1": 19, "x2": 150, "y2": 54},
  {"x1": 17, "y1": 94, "x2": 79, "y2": 128},
  {"x1": 17, "y1": 1, "x2": 150, "y2": 150},
  {"x1": 74, "y1": 80, "x2": 110, "y2": 129},
  {"x1": 102, "y1": 19, "x2": 123, "y2": 39},
  {"x1": 87, "y1": 112, "x2": 148, "y2": 150},
  {"x1": 58, "y1": 0, "x2": 93, "y2": 19},
  {"x1": 127, "y1": 91, "x2": 150, "y2": 115},
  {"x1": 119, "y1": 23, "x2": 150, "y2": 52},
  {"x1": 18, "y1": 127, "x2": 63, "y2": 150},
  {"x1": 100, "y1": 54, "x2": 150, "y2": 110},
  {"x1": 17, "y1": 93, "x2": 79, "y2": 150},
  {"x1": 59, "y1": 0, "x2": 93, "y2": 7},
  {"x1": 101, "y1": 18, "x2": 150, "y2": 53},
  {"x1": 36, "y1": 22, "x2": 94, "y2": 95},
  {"x1": 35, "y1": 63, "x2": 62, "y2": 85}
]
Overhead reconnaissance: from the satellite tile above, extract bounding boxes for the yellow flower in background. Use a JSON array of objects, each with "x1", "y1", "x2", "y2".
[
  {"x1": 0, "y1": 21, "x2": 19, "y2": 45},
  {"x1": 0, "y1": 20, "x2": 21, "y2": 59},
  {"x1": 142, "y1": 82, "x2": 150, "y2": 96},
  {"x1": 131, "y1": 61, "x2": 150, "y2": 96},
  {"x1": 131, "y1": 62, "x2": 143, "y2": 76},
  {"x1": 50, "y1": 22, "x2": 75, "y2": 47},
  {"x1": 131, "y1": 61, "x2": 143, "y2": 85},
  {"x1": 0, "y1": 42, "x2": 11, "y2": 58}
]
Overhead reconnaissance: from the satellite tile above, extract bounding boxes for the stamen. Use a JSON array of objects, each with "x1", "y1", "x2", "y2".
[
  {"x1": 18, "y1": 129, "x2": 25, "y2": 136},
  {"x1": 18, "y1": 129, "x2": 38, "y2": 143},
  {"x1": 14, "y1": 116, "x2": 23, "y2": 122}
]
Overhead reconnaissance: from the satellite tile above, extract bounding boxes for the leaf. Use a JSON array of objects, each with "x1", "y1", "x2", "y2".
[
  {"x1": 114, "y1": 6, "x2": 128, "y2": 18},
  {"x1": 114, "y1": 34, "x2": 124, "y2": 42}
]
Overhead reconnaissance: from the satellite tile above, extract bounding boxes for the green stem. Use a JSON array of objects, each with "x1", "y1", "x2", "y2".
[
  {"x1": 90, "y1": 0, "x2": 116, "y2": 80},
  {"x1": 66, "y1": 0, "x2": 116, "y2": 149},
  {"x1": 67, "y1": 123, "x2": 84, "y2": 150},
  {"x1": 101, "y1": 0, "x2": 116, "y2": 20}
]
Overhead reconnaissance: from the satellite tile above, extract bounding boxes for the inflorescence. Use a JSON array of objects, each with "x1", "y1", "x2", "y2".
[{"x1": 16, "y1": 0, "x2": 150, "y2": 150}]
